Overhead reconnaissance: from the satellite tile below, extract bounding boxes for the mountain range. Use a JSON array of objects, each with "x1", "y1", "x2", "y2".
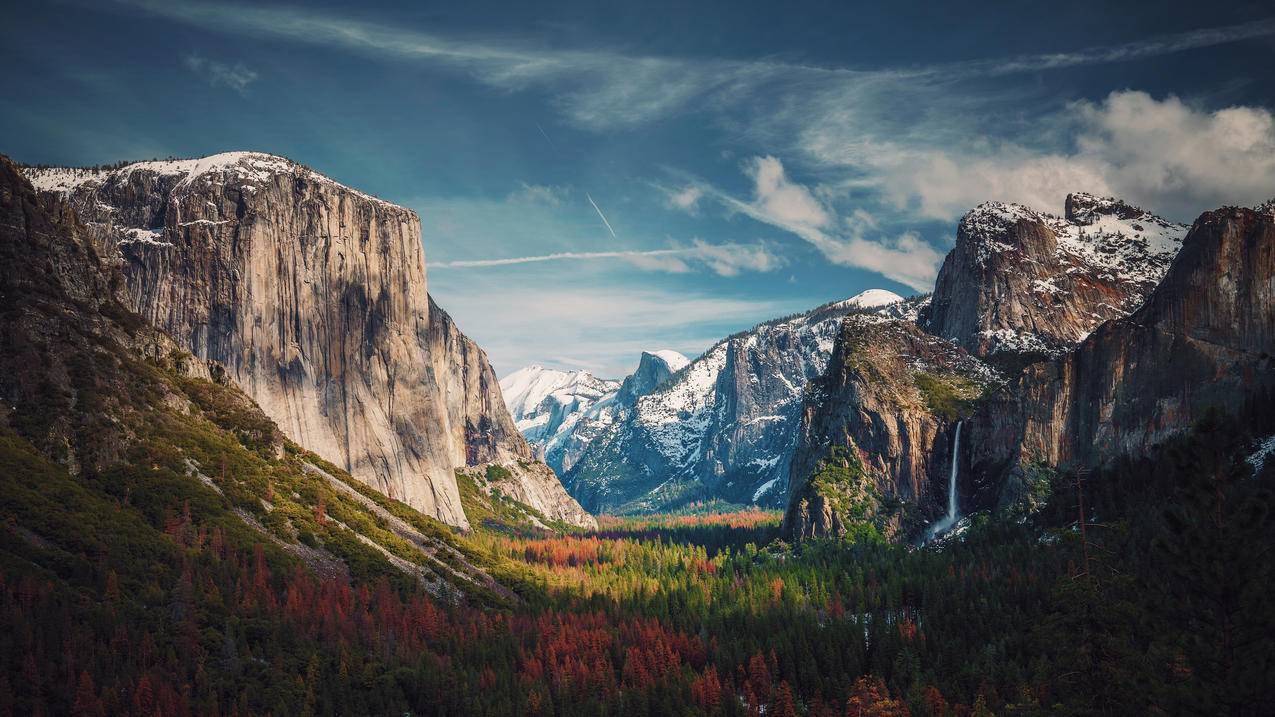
[
  {"x1": 789, "y1": 192, "x2": 1273, "y2": 542},
  {"x1": 505, "y1": 288, "x2": 909, "y2": 513},
  {"x1": 11, "y1": 148, "x2": 1274, "y2": 549},
  {"x1": 498, "y1": 190, "x2": 1273, "y2": 545}
]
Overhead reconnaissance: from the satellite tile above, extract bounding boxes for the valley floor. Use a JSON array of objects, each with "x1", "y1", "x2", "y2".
[{"x1": 1, "y1": 405, "x2": 1272, "y2": 716}]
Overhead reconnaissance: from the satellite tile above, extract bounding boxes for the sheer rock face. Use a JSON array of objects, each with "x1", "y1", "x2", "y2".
[
  {"x1": 615, "y1": 351, "x2": 687, "y2": 407},
  {"x1": 966, "y1": 203, "x2": 1275, "y2": 507},
  {"x1": 783, "y1": 317, "x2": 996, "y2": 542},
  {"x1": 425, "y1": 296, "x2": 532, "y2": 469},
  {"x1": 923, "y1": 193, "x2": 1187, "y2": 362},
  {"x1": 23, "y1": 153, "x2": 586, "y2": 529}
]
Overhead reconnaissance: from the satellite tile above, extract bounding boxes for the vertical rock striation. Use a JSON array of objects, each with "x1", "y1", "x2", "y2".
[
  {"x1": 783, "y1": 317, "x2": 997, "y2": 542},
  {"x1": 966, "y1": 201, "x2": 1275, "y2": 504},
  {"x1": 23, "y1": 153, "x2": 590, "y2": 528}
]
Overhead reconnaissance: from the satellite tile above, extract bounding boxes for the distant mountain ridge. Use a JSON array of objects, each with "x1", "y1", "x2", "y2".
[
  {"x1": 556, "y1": 290, "x2": 910, "y2": 513},
  {"x1": 500, "y1": 350, "x2": 688, "y2": 475}
]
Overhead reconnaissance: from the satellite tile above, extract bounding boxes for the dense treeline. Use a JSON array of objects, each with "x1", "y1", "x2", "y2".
[{"x1": 1, "y1": 410, "x2": 1272, "y2": 715}]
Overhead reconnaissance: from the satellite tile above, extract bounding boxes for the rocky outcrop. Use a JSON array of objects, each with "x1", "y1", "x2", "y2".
[
  {"x1": 615, "y1": 350, "x2": 689, "y2": 406},
  {"x1": 564, "y1": 291, "x2": 910, "y2": 514},
  {"x1": 427, "y1": 296, "x2": 534, "y2": 468},
  {"x1": 923, "y1": 193, "x2": 1186, "y2": 365},
  {"x1": 966, "y1": 201, "x2": 1275, "y2": 506},
  {"x1": 0, "y1": 155, "x2": 155, "y2": 474},
  {"x1": 458, "y1": 461, "x2": 598, "y2": 529},
  {"x1": 783, "y1": 317, "x2": 997, "y2": 542},
  {"x1": 23, "y1": 153, "x2": 590, "y2": 529}
]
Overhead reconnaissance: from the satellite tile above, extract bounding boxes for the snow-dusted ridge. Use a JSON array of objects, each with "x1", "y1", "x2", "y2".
[
  {"x1": 500, "y1": 350, "x2": 690, "y2": 476},
  {"x1": 24, "y1": 151, "x2": 404, "y2": 211},
  {"x1": 936, "y1": 192, "x2": 1190, "y2": 358},
  {"x1": 564, "y1": 291, "x2": 924, "y2": 512},
  {"x1": 964, "y1": 192, "x2": 1188, "y2": 287}
]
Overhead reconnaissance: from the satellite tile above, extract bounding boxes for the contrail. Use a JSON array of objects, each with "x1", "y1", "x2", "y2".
[
  {"x1": 586, "y1": 193, "x2": 618, "y2": 239},
  {"x1": 432, "y1": 248, "x2": 692, "y2": 268},
  {"x1": 534, "y1": 121, "x2": 557, "y2": 150}
]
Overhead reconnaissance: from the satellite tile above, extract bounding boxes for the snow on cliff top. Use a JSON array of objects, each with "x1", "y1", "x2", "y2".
[
  {"x1": 961, "y1": 192, "x2": 1188, "y2": 285},
  {"x1": 499, "y1": 366, "x2": 618, "y2": 422},
  {"x1": 23, "y1": 151, "x2": 402, "y2": 210},
  {"x1": 833, "y1": 289, "x2": 905, "y2": 310},
  {"x1": 647, "y1": 350, "x2": 690, "y2": 372}
]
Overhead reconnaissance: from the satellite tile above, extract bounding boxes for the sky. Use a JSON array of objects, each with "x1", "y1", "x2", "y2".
[{"x1": 3, "y1": 0, "x2": 1274, "y2": 378}]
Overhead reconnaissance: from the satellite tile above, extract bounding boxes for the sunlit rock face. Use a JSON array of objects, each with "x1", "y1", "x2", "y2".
[
  {"x1": 924, "y1": 193, "x2": 1187, "y2": 366},
  {"x1": 25, "y1": 153, "x2": 591, "y2": 529},
  {"x1": 965, "y1": 200, "x2": 1275, "y2": 506}
]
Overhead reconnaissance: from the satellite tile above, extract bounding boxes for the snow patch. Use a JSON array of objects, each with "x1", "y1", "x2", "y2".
[
  {"x1": 752, "y1": 477, "x2": 780, "y2": 502},
  {"x1": 1249, "y1": 435, "x2": 1275, "y2": 472}
]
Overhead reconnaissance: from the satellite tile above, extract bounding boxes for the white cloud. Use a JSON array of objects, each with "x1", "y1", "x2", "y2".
[
  {"x1": 507, "y1": 182, "x2": 568, "y2": 206},
  {"x1": 182, "y1": 53, "x2": 257, "y2": 94},
  {"x1": 855, "y1": 91, "x2": 1275, "y2": 221},
  {"x1": 702, "y1": 157, "x2": 942, "y2": 291},
  {"x1": 688, "y1": 239, "x2": 782, "y2": 276},
  {"x1": 1072, "y1": 91, "x2": 1275, "y2": 214},
  {"x1": 747, "y1": 156, "x2": 832, "y2": 228},
  {"x1": 668, "y1": 185, "x2": 704, "y2": 214}
]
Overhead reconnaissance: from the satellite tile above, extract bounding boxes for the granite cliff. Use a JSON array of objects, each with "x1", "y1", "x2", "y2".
[
  {"x1": 965, "y1": 200, "x2": 1275, "y2": 511},
  {"x1": 0, "y1": 153, "x2": 519, "y2": 598},
  {"x1": 923, "y1": 193, "x2": 1186, "y2": 367},
  {"x1": 785, "y1": 194, "x2": 1272, "y2": 542},
  {"x1": 784, "y1": 316, "x2": 997, "y2": 542},
  {"x1": 23, "y1": 152, "x2": 591, "y2": 529}
]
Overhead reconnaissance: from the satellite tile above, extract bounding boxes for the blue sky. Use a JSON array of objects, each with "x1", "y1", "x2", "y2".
[{"x1": 4, "y1": 0, "x2": 1275, "y2": 378}]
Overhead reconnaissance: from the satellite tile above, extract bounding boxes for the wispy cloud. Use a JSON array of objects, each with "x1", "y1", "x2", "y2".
[
  {"x1": 426, "y1": 279, "x2": 809, "y2": 377},
  {"x1": 122, "y1": 0, "x2": 1275, "y2": 130},
  {"x1": 431, "y1": 241, "x2": 782, "y2": 276},
  {"x1": 693, "y1": 157, "x2": 943, "y2": 291},
  {"x1": 507, "y1": 182, "x2": 569, "y2": 207},
  {"x1": 433, "y1": 248, "x2": 688, "y2": 268},
  {"x1": 182, "y1": 53, "x2": 257, "y2": 94}
]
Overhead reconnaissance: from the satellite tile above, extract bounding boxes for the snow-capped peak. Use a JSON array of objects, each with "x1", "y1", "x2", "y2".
[
  {"x1": 646, "y1": 349, "x2": 690, "y2": 373},
  {"x1": 837, "y1": 289, "x2": 905, "y2": 310},
  {"x1": 499, "y1": 366, "x2": 617, "y2": 423},
  {"x1": 23, "y1": 151, "x2": 400, "y2": 209},
  {"x1": 959, "y1": 193, "x2": 1187, "y2": 284}
]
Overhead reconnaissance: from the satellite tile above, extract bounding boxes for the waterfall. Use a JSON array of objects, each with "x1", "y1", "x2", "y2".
[{"x1": 927, "y1": 421, "x2": 962, "y2": 540}]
